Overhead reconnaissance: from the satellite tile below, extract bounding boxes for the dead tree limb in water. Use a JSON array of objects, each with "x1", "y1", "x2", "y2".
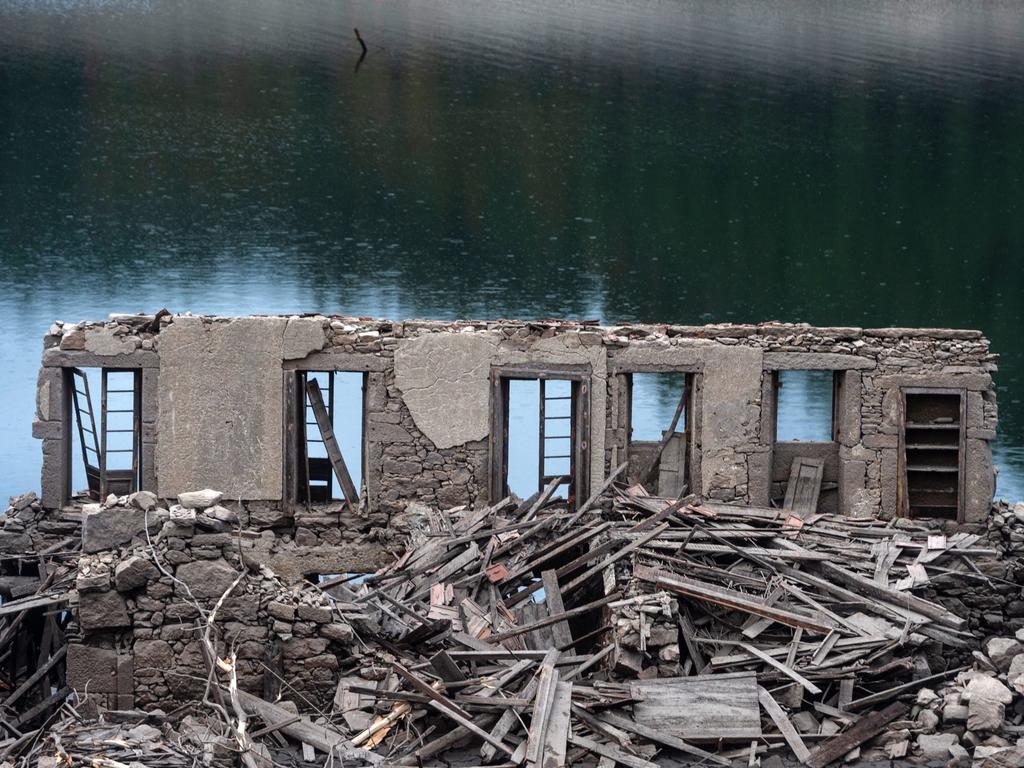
[{"x1": 354, "y1": 28, "x2": 368, "y2": 55}]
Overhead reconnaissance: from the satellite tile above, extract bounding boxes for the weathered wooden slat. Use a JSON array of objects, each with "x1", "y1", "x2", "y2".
[
  {"x1": 540, "y1": 570, "x2": 573, "y2": 649},
  {"x1": 540, "y1": 682, "x2": 572, "y2": 768},
  {"x1": 305, "y1": 378, "x2": 359, "y2": 508},
  {"x1": 634, "y1": 564, "x2": 836, "y2": 634},
  {"x1": 814, "y1": 562, "x2": 964, "y2": 630},
  {"x1": 595, "y1": 710, "x2": 731, "y2": 766},
  {"x1": 758, "y1": 685, "x2": 810, "y2": 764},
  {"x1": 629, "y1": 673, "x2": 762, "y2": 741},
  {"x1": 805, "y1": 702, "x2": 908, "y2": 768},
  {"x1": 783, "y1": 457, "x2": 825, "y2": 519}
]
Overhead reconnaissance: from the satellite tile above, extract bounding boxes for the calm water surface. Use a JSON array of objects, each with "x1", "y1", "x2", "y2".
[{"x1": 1, "y1": 0, "x2": 1023, "y2": 502}]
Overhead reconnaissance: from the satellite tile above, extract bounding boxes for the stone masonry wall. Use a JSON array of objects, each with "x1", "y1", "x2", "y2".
[{"x1": 33, "y1": 315, "x2": 999, "y2": 525}]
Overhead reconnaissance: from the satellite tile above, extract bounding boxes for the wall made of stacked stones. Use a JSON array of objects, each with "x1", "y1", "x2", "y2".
[
  {"x1": 67, "y1": 492, "x2": 363, "y2": 713},
  {"x1": 33, "y1": 315, "x2": 999, "y2": 525}
]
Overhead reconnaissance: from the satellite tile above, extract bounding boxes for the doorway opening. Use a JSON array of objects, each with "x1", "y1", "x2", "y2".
[{"x1": 625, "y1": 372, "x2": 692, "y2": 496}]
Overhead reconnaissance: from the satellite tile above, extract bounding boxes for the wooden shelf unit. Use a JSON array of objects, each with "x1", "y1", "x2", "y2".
[{"x1": 900, "y1": 389, "x2": 965, "y2": 521}]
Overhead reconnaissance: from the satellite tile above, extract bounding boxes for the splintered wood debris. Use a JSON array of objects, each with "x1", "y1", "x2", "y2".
[{"x1": 3, "y1": 474, "x2": 1021, "y2": 767}]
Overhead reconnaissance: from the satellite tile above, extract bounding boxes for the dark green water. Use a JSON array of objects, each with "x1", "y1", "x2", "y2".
[{"x1": 1, "y1": 0, "x2": 1022, "y2": 501}]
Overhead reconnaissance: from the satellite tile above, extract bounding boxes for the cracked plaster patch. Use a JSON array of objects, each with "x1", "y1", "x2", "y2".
[{"x1": 394, "y1": 333, "x2": 500, "y2": 449}]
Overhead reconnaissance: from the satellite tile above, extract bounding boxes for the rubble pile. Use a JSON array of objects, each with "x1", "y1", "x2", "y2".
[{"x1": 0, "y1": 480, "x2": 1022, "y2": 766}]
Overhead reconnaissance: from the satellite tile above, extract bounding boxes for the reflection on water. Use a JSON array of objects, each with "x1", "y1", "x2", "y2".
[{"x1": 0, "y1": 0, "x2": 1022, "y2": 501}]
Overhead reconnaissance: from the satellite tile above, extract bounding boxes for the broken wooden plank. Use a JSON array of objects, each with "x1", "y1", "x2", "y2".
[
  {"x1": 814, "y1": 562, "x2": 964, "y2": 630},
  {"x1": 629, "y1": 673, "x2": 762, "y2": 741},
  {"x1": 540, "y1": 570, "x2": 573, "y2": 649},
  {"x1": 525, "y1": 655, "x2": 560, "y2": 768},
  {"x1": 757, "y1": 685, "x2": 810, "y2": 764},
  {"x1": 305, "y1": 378, "x2": 359, "y2": 508},
  {"x1": 595, "y1": 710, "x2": 731, "y2": 766},
  {"x1": 540, "y1": 682, "x2": 572, "y2": 768},
  {"x1": 634, "y1": 564, "x2": 836, "y2": 634},
  {"x1": 783, "y1": 457, "x2": 824, "y2": 519},
  {"x1": 569, "y1": 734, "x2": 660, "y2": 768},
  {"x1": 805, "y1": 702, "x2": 909, "y2": 768}
]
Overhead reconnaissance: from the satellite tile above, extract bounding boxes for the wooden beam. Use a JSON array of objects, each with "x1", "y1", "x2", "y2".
[
  {"x1": 806, "y1": 702, "x2": 909, "y2": 768},
  {"x1": 634, "y1": 565, "x2": 835, "y2": 634}
]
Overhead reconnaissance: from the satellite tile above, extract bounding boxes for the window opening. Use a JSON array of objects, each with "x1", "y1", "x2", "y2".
[
  {"x1": 626, "y1": 373, "x2": 691, "y2": 496},
  {"x1": 774, "y1": 370, "x2": 835, "y2": 442},
  {"x1": 69, "y1": 368, "x2": 141, "y2": 499},
  {"x1": 504, "y1": 377, "x2": 579, "y2": 504},
  {"x1": 296, "y1": 371, "x2": 364, "y2": 507}
]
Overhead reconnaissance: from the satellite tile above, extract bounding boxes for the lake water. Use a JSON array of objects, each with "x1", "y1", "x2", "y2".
[{"x1": 1, "y1": 0, "x2": 1022, "y2": 503}]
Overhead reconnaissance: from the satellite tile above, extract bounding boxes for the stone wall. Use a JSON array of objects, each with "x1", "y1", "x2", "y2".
[
  {"x1": 33, "y1": 315, "x2": 999, "y2": 525},
  {"x1": 66, "y1": 490, "x2": 376, "y2": 712}
]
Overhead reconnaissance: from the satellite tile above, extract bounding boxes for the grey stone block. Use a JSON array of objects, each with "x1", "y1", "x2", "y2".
[
  {"x1": 79, "y1": 591, "x2": 131, "y2": 632},
  {"x1": 67, "y1": 644, "x2": 120, "y2": 693},
  {"x1": 82, "y1": 506, "x2": 162, "y2": 554}
]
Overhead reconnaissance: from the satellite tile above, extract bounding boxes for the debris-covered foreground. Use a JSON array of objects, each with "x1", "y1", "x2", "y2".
[{"x1": 2, "y1": 479, "x2": 1024, "y2": 767}]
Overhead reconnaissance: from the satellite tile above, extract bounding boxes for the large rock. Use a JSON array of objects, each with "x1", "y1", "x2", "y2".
[
  {"x1": 114, "y1": 556, "x2": 157, "y2": 592},
  {"x1": 0, "y1": 530, "x2": 33, "y2": 554},
  {"x1": 133, "y1": 639, "x2": 174, "y2": 670},
  {"x1": 67, "y1": 644, "x2": 120, "y2": 694},
  {"x1": 1008, "y1": 654, "x2": 1024, "y2": 696},
  {"x1": 82, "y1": 506, "x2": 160, "y2": 554},
  {"x1": 972, "y1": 745, "x2": 1024, "y2": 768},
  {"x1": 966, "y1": 675, "x2": 1013, "y2": 732},
  {"x1": 79, "y1": 591, "x2": 130, "y2": 632},
  {"x1": 129, "y1": 490, "x2": 159, "y2": 512},
  {"x1": 916, "y1": 733, "x2": 956, "y2": 760},
  {"x1": 985, "y1": 637, "x2": 1022, "y2": 672},
  {"x1": 175, "y1": 559, "x2": 239, "y2": 600},
  {"x1": 177, "y1": 489, "x2": 223, "y2": 510}
]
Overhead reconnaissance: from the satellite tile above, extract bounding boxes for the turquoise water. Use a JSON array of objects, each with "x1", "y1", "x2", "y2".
[{"x1": 1, "y1": 0, "x2": 1022, "y2": 502}]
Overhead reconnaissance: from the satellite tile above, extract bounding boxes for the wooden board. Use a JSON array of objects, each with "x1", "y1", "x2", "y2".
[
  {"x1": 783, "y1": 457, "x2": 825, "y2": 518},
  {"x1": 305, "y1": 378, "x2": 359, "y2": 507},
  {"x1": 657, "y1": 431, "x2": 687, "y2": 497},
  {"x1": 630, "y1": 673, "x2": 762, "y2": 741}
]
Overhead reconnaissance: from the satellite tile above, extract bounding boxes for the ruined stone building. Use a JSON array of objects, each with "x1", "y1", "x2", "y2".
[
  {"x1": 35, "y1": 314, "x2": 998, "y2": 529},
  {"x1": 10, "y1": 314, "x2": 1003, "y2": 714}
]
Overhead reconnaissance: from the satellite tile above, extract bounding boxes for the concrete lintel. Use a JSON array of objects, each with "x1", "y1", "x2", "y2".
[
  {"x1": 284, "y1": 349, "x2": 390, "y2": 371},
  {"x1": 864, "y1": 328, "x2": 983, "y2": 340},
  {"x1": 873, "y1": 373, "x2": 992, "y2": 391},
  {"x1": 763, "y1": 352, "x2": 875, "y2": 371},
  {"x1": 607, "y1": 344, "x2": 705, "y2": 373},
  {"x1": 43, "y1": 348, "x2": 160, "y2": 369}
]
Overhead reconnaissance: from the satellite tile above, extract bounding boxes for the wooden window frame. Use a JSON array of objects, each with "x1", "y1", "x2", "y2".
[
  {"x1": 284, "y1": 370, "x2": 368, "y2": 510},
  {"x1": 64, "y1": 367, "x2": 143, "y2": 502},
  {"x1": 621, "y1": 371, "x2": 694, "y2": 494},
  {"x1": 488, "y1": 364, "x2": 591, "y2": 508}
]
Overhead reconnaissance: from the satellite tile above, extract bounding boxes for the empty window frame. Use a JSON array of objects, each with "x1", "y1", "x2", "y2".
[
  {"x1": 624, "y1": 372, "x2": 692, "y2": 496},
  {"x1": 67, "y1": 367, "x2": 142, "y2": 500},
  {"x1": 773, "y1": 370, "x2": 839, "y2": 442},
  {"x1": 491, "y1": 368, "x2": 590, "y2": 507},
  {"x1": 293, "y1": 371, "x2": 366, "y2": 507}
]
